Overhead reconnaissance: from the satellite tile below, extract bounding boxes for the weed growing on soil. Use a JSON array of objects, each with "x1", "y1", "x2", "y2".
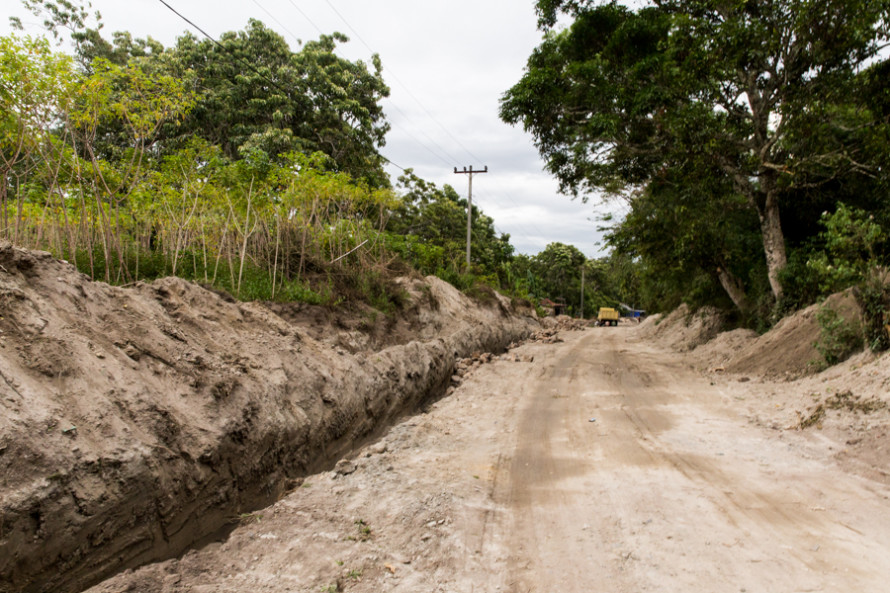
[
  {"x1": 824, "y1": 390, "x2": 887, "y2": 413},
  {"x1": 350, "y1": 519, "x2": 372, "y2": 541},
  {"x1": 796, "y1": 390, "x2": 886, "y2": 429},
  {"x1": 232, "y1": 512, "x2": 262, "y2": 525},
  {"x1": 796, "y1": 405, "x2": 827, "y2": 429}
]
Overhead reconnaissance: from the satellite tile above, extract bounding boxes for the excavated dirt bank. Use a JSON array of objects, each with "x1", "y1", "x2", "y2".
[{"x1": 0, "y1": 242, "x2": 538, "y2": 593}]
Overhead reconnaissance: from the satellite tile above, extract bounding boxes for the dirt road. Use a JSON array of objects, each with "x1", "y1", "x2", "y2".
[{"x1": 88, "y1": 326, "x2": 890, "y2": 593}]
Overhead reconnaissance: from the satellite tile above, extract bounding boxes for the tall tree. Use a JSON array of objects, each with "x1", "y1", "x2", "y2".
[
  {"x1": 389, "y1": 171, "x2": 514, "y2": 276},
  {"x1": 164, "y1": 22, "x2": 391, "y2": 186},
  {"x1": 502, "y1": 0, "x2": 890, "y2": 302}
]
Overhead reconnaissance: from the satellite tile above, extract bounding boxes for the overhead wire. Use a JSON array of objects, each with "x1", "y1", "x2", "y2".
[
  {"x1": 154, "y1": 0, "x2": 543, "y2": 250},
  {"x1": 250, "y1": 0, "x2": 303, "y2": 45},
  {"x1": 153, "y1": 0, "x2": 407, "y2": 172},
  {"x1": 281, "y1": 0, "x2": 325, "y2": 36},
  {"x1": 319, "y1": 0, "x2": 485, "y2": 166}
]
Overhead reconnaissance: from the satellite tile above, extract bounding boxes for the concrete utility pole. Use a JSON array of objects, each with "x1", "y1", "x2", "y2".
[
  {"x1": 454, "y1": 166, "x2": 488, "y2": 267},
  {"x1": 580, "y1": 263, "x2": 585, "y2": 319}
]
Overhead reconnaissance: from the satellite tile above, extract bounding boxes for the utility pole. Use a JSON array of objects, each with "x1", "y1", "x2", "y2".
[
  {"x1": 580, "y1": 263, "x2": 585, "y2": 319},
  {"x1": 454, "y1": 165, "x2": 488, "y2": 267}
]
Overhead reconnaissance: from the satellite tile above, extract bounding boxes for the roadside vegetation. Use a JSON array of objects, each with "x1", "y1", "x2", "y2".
[
  {"x1": 1, "y1": 0, "x2": 629, "y2": 314},
  {"x1": 502, "y1": 0, "x2": 890, "y2": 349}
]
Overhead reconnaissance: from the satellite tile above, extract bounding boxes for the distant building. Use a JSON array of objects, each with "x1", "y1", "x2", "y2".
[{"x1": 539, "y1": 298, "x2": 566, "y2": 316}]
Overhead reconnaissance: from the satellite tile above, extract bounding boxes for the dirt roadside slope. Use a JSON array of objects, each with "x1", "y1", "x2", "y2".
[
  {"x1": 0, "y1": 242, "x2": 538, "y2": 593},
  {"x1": 640, "y1": 298, "x2": 890, "y2": 486},
  {"x1": 86, "y1": 327, "x2": 890, "y2": 593}
]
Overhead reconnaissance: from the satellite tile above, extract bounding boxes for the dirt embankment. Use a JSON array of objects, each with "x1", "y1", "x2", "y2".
[
  {"x1": 637, "y1": 291, "x2": 863, "y2": 379},
  {"x1": 635, "y1": 297, "x2": 890, "y2": 485},
  {"x1": 0, "y1": 242, "x2": 539, "y2": 593}
]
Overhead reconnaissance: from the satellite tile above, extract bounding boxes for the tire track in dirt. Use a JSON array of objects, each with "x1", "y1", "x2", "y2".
[
  {"x1": 82, "y1": 325, "x2": 890, "y2": 593},
  {"x1": 492, "y1": 328, "x2": 890, "y2": 593}
]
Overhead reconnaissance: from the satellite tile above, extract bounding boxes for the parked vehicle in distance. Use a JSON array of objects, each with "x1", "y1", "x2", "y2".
[{"x1": 597, "y1": 307, "x2": 620, "y2": 326}]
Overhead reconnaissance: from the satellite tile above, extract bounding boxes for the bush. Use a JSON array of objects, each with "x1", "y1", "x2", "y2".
[
  {"x1": 814, "y1": 304, "x2": 863, "y2": 367},
  {"x1": 854, "y1": 266, "x2": 890, "y2": 353}
]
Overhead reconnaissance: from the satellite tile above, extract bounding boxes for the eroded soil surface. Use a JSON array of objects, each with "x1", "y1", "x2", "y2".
[{"x1": 88, "y1": 327, "x2": 890, "y2": 593}]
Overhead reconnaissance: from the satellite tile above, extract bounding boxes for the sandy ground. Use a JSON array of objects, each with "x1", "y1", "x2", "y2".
[{"x1": 88, "y1": 326, "x2": 890, "y2": 593}]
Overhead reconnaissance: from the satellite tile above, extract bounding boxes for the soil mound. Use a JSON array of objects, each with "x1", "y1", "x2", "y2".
[
  {"x1": 724, "y1": 291, "x2": 862, "y2": 379},
  {"x1": 0, "y1": 242, "x2": 538, "y2": 593},
  {"x1": 641, "y1": 291, "x2": 863, "y2": 379},
  {"x1": 689, "y1": 328, "x2": 759, "y2": 369},
  {"x1": 634, "y1": 304, "x2": 724, "y2": 352}
]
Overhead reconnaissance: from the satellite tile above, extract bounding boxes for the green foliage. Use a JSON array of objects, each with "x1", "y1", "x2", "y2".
[
  {"x1": 814, "y1": 305, "x2": 862, "y2": 368},
  {"x1": 388, "y1": 170, "x2": 514, "y2": 283},
  {"x1": 161, "y1": 22, "x2": 391, "y2": 186},
  {"x1": 855, "y1": 267, "x2": 890, "y2": 353},
  {"x1": 503, "y1": 243, "x2": 629, "y2": 318},
  {"x1": 605, "y1": 166, "x2": 764, "y2": 317},
  {"x1": 503, "y1": 0, "x2": 890, "y2": 306},
  {"x1": 806, "y1": 203, "x2": 886, "y2": 295}
]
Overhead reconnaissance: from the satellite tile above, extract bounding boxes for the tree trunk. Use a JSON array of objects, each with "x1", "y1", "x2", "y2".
[
  {"x1": 757, "y1": 187, "x2": 787, "y2": 301},
  {"x1": 716, "y1": 266, "x2": 750, "y2": 313}
]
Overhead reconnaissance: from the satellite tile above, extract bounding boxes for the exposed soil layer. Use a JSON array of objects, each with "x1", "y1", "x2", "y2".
[
  {"x1": 638, "y1": 291, "x2": 863, "y2": 379},
  {"x1": 0, "y1": 242, "x2": 538, "y2": 593},
  {"x1": 82, "y1": 323, "x2": 890, "y2": 593}
]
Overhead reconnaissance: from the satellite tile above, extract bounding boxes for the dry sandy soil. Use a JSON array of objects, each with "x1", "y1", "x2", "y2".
[
  {"x1": 86, "y1": 319, "x2": 890, "y2": 593},
  {"x1": 4, "y1": 242, "x2": 890, "y2": 592},
  {"x1": 0, "y1": 242, "x2": 539, "y2": 593}
]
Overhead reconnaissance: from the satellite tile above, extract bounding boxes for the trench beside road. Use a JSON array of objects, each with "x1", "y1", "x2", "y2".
[{"x1": 87, "y1": 326, "x2": 890, "y2": 593}]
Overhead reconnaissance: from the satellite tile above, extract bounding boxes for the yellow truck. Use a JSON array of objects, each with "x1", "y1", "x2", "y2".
[{"x1": 597, "y1": 307, "x2": 620, "y2": 326}]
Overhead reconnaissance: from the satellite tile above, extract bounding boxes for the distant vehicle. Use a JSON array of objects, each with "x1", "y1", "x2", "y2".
[{"x1": 597, "y1": 307, "x2": 620, "y2": 326}]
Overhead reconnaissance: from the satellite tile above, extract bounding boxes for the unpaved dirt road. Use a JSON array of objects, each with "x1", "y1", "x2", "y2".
[{"x1": 90, "y1": 326, "x2": 890, "y2": 593}]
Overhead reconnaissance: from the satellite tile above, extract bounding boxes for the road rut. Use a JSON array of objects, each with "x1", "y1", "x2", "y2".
[{"x1": 87, "y1": 327, "x2": 890, "y2": 593}]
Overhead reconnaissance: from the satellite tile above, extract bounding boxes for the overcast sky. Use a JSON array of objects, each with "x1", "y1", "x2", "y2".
[{"x1": 3, "y1": 0, "x2": 621, "y2": 257}]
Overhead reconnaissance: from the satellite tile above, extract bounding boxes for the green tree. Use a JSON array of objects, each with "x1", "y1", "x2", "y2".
[
  {"x1": 163, "y1": 22, "x2": 390, "y2": 186},
  {"x1": 0, "y1": 34, "x2": 77, "y2": 243},
  {"x1": 388, "y1": 171, "x2": 514, "y2": 280},
  {"x1": 13, "y1": 2, "x2": 392, "y2": 186},
  {"x1": 502, "y1": 0, "x2": 890, "y2": 303},
  {"x1": 529, "y1": 242, "x2": 587, "y2": 314}
]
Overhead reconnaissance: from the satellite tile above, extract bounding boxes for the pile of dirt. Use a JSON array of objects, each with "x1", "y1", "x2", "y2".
[
  {"x1": 634, "y1": 304, "x2": 724, "y2": 352},
  {"x1": 688, "y1": 328, "x2": 759, "y2": 369},
  {"x1": 541, "y1": 315, "x2": 590, "y2": 332},
  {"x1": 643, "y1": 291, "x2": 863, "y2": 379},
  {"x1": 724, "y1": 291, "x2": 861, "y2": 379},
  {"x1": 265, "y1": 275, "x2": 524, "y2": 355},
  {"x1": 0, "y1": 242, "x2": 539, "y2": 593},
  {"x1": 642, "y1": 292, "x2": 889, "y2": 486}
]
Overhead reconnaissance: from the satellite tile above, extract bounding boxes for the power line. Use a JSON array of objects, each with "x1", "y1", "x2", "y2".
[
  {"x1": 154, "y1": 0, "x2": 408, "y2": 171},
  {"x1": 385, "y1": 105, "x2": 457, "y2": 168},
  {"x1": 380, "y1": 155, "x2": 406, "y2": 172},
  {"x1": 250, "y1": 0, "x2": 303, "y2": 45},
  {"x1": 269, "y1": 1, "x2": 465, "y2": 169},
  {"x1": 282, "y1": 0, "x2": 325, "y2": 36},
  {"x1": 318, "y1": 0, "x2": 484, "y2": 165},
  {"x1": 155, "y1": 0, "x2": 287, "y2": 93}
]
